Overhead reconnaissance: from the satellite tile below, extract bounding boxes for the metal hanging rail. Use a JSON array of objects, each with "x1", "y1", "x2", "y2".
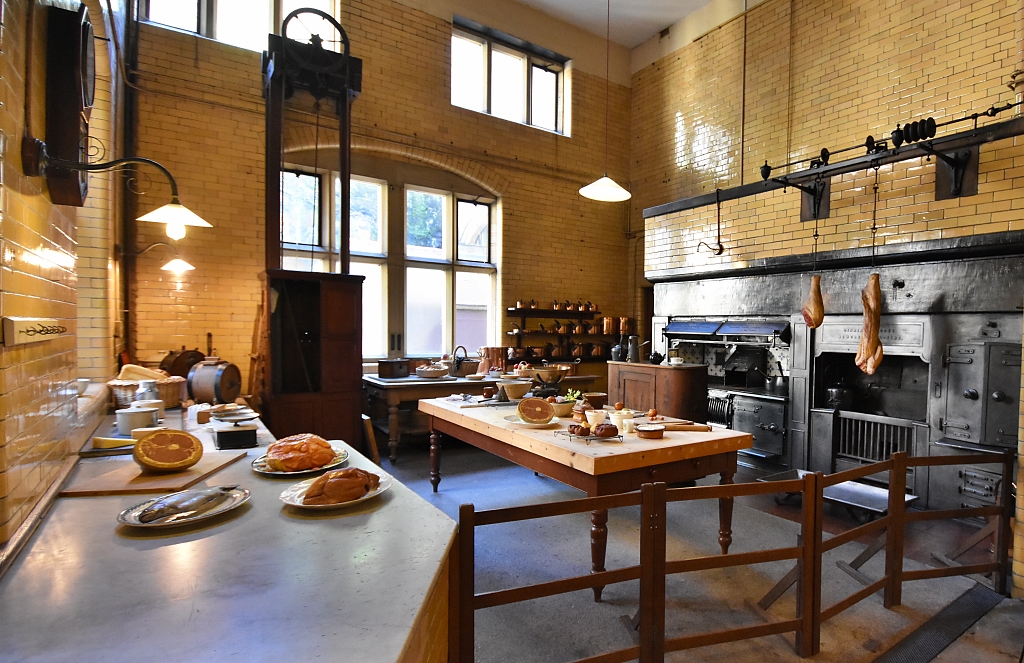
[{"x1": 643, "y1": 113, "x2": 1024, "y2": 219}]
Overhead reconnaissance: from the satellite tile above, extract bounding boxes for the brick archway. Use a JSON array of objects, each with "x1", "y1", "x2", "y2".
[{"x1": 282, "y1": 126, "x2": 508, "y2": 197}]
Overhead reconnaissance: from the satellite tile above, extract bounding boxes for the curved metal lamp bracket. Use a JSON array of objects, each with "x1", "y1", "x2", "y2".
[{"x1": 21, "y1": 136, "x2": 181, "y2": 203}]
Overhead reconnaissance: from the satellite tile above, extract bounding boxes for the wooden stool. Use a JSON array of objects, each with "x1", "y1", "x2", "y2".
[{"x1": 362, "y1": 414, "x2": 381, "y2": 465}]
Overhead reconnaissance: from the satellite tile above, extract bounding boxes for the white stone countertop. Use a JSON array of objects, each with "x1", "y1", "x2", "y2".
[{"x1": 0, "y1": 411, "x2": 456, "y2": 663}]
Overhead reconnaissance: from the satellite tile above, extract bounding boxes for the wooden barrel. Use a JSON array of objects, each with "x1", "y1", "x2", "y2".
[
  {"x1": 187, "y1": 359, "x2": 242, "y2": 404},
  {"x1": 159, "y1": 347, "x2": 205, "y2": 378}
]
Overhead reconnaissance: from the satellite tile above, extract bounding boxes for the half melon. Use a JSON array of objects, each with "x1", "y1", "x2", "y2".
[
  {"x1": 517, "y1": 397, "x2": 554, "y2": 424},
  {"x1": 134, "y1": 430, "x2": 204, "y2": 472}
]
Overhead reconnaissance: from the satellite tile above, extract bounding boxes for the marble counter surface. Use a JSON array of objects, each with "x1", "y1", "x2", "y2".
[{"x1": 0, "y1": 414, "x2": 456, "y2": 663}]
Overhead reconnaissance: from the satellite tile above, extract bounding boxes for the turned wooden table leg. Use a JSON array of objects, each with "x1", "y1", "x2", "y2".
[
  {"x1": 387, "y1": 402, "x2": 400, "y2": 463},
  {"x1": 591, "y1": 508, "x2": 608, "y2": 602},
  {"x1": 718, "y1": 468, "x2": 735, "y2": 554},
  {"x1": 430, "y1": 429, "x2": 441, "y2": 492}
]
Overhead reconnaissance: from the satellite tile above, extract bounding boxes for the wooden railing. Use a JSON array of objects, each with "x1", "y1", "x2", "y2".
[{"x1": 452, "y1": 450, "x2": 1014, "y2": 663}]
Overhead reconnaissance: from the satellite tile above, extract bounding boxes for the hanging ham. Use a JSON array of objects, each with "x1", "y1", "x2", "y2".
[
  {"x1": 801, "y1": 275, "x2": 824, "y2": 328},
  {"x1": 855, "y1": 273, "x2": 883, "y2": 375}
]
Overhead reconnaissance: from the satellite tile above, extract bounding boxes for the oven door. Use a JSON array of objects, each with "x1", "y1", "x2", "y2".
[{"x1": 731, "y1": 395, "x2": 785, "y2": 457}]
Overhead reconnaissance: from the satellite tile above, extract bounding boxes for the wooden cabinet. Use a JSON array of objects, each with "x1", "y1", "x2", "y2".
[
  {"x1": 608, "y1": 361, "x2": 708, "y2": 423},
  {"x1": 262, "y1": 270, "x2": 364, "y2": 445}
]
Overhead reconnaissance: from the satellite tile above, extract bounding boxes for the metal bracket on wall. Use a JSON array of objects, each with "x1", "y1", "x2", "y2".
[
  {"x1": 919, "y1": 144, "x2": 978, "y2": 199},
  {"x1": 777, "y1": 178, "x2": 830, "y2": 221}
]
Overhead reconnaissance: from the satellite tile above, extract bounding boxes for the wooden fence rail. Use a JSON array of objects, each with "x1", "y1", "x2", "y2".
[{"x1": 453, "y1": 449, "x2": 1014, "y2": 663}]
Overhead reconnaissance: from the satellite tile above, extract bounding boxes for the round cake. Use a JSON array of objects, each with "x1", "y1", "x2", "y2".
[
  {"x1": 134, "y1": 430, "x2": 204, "y2": 472},
  {"x1": 517, "y1": 397, "x2": 554, "y2": 424}
]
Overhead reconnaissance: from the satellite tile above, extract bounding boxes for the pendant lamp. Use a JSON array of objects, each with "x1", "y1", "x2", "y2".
[{"x1": 580, "y1": 0, "x2": 630, "y2": 202}]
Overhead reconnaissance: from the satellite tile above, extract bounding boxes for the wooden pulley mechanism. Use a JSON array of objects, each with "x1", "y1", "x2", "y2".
[
  {"x1": 159, "y1": 347, "x2": 206, "y2": 378},
  {"x1": 188, "y1": 358, "x2": 242, "y2": 404}
]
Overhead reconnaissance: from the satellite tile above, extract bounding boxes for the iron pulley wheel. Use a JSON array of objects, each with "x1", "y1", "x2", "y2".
[{"x1": 281, "y1": 8, "x2": 350, "y2": 74}]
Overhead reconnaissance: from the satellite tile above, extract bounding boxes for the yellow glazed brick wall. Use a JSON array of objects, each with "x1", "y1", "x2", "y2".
[
  {"x1": 75, "y1": 0, "x2": 123, "y2": 381},
  {"x1": 0, "y1": 0, "x2": 79, "y2": 542},
  {"x1": 634, "y1": 0, "x2": 1024, "y2": 275},
  {"x1": 132, "y1": 0, "x2": 631, "y2": 385}
]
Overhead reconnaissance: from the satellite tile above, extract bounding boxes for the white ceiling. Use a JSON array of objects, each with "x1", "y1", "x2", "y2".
[{"x1": 515, "y1": 0, "x2": 713, "y2": 49}]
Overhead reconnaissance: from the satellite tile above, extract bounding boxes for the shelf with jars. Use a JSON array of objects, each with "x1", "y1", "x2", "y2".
[{"x1": 504, "y1": 303, "x2": 634, "y2": 364}]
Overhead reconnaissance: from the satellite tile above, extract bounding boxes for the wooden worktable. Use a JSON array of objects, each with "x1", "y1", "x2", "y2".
[
  {"x1": 363, "y1": 373, "x2": 597, "y2": 462},
  {"x1": 418, "y1": 398, "x2": 752, "y2": 600}
]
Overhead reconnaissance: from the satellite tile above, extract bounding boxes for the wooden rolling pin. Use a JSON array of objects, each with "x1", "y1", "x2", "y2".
[{"x1": 661, "y1": 422, "x2": 712, "y2": 432}]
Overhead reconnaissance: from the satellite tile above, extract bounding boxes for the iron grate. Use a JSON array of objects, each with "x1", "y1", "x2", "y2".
[{"x1": 837, "y1": 415, "x2": 914, "y2": 463}]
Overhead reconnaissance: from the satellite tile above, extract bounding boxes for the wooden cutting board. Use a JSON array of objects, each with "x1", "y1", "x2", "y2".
[{"x1": 59, "y1": 451, "x2": 248, "y2": 497}]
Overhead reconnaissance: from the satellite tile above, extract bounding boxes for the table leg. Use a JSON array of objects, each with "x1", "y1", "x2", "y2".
[
  {"x1": 387, "y1": 403, "x2": 400, "y2": 463},
  {"x1": 718, "y1": 469, "x2": 735, "y2": 554},
  {"x1": 591, "y1": 508, "x2": 608, "y2": 602},
  {"x1": 430, "y1": 430, "x2": 441, "y2": 493}
]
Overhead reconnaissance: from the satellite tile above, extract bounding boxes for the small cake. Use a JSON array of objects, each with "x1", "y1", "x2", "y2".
[
  {"x1": 568, "y1": 423, "x2": 591, "y2": 436},
  {"x1": 593, "y1": 423, "x2": 618, "y2": 438},
  {"x1": 572, "y1": 400, "x2": 594, "y2": 423}
]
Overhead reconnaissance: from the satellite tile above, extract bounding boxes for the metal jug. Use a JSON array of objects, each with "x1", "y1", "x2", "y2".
[{"x1": 627, "y1": 336, "x2": 640, "y2": 363}]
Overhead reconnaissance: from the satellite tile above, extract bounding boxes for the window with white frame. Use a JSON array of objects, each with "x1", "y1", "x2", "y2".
[
  {"x1": 450, "y1": 17, "x2": 567, "y2": 134},
  {"x1": 141, "y1": 0, "x2": 333, "y2": 53},
  {"x1": 279, "y1": 172, "x2": 495, "y2": 360},
  {"x1": 404, "y1": 187, "x2": 495, "y2": 357}
]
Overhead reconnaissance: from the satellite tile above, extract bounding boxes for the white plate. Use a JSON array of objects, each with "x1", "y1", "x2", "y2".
[
  {"x1": 251, "y1": 444, "x2": 349, "y2": 477},
  {"x1": 117, "y1": 486, "x2": 250, "y2": 528},
  {"x1": 279, "y1": 472, "x2": 394, "y2": 510},
  {"x1": 212, "y1": 407, "x2": 254, "y2": 418},
  {"x1": 502, "y1": 414, "x2": 561, "y2": 429},
  {"x1": 212, "y1": 410, "x2": 258, "y2": 422}
]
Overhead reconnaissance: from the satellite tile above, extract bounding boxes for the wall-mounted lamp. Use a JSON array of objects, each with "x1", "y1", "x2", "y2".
[
  {"x1": 122, "y1": 242, "x2": 196, "y2": 276},
  {"x1": 21, "y1": 137, "x2": 212, "y2": 240}
]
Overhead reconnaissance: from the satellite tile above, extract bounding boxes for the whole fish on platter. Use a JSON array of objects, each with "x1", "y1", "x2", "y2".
[{"x1": 137, "y1": 485, "x2": 240, "y2": 524}]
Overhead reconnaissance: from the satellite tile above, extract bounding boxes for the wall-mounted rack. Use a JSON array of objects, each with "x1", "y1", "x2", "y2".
[{"x1": 643, "y1": 112, "x2": 1024, "y2": 222}]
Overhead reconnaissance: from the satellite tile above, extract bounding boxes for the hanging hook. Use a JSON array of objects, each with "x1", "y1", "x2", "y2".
[{"x1": 697, "y1": 189, "x2": 725, "y2": 255}]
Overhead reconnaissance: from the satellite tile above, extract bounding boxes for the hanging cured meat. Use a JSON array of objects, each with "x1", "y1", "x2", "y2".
[
  {"x1": 855, "y1": 273, "x2": 883, "y2": 375},
  {"x1": 801, "y1": 275, "x2": 825, "y2": 328}
]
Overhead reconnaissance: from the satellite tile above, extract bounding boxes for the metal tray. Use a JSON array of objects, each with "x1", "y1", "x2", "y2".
[{"x1": 117, "y1": 486, "x2": 250, "y2": 528}]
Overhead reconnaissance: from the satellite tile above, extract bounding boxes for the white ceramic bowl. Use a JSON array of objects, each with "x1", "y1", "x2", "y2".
[{"x1": 585, "y1": 409, "x2": 608, "y2": 427}]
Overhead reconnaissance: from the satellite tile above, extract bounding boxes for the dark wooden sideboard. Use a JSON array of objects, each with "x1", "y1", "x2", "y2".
[
  {"x1": 607, "y1": 361, "x2": 708, "y2": 423},
  {"x1": 261, "y1": 270, "x2": 364, "y2": 446}
]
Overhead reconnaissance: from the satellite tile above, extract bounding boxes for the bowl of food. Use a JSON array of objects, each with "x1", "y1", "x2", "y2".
[{"x1": 499, "y1": 380, "x2": 531, "y2": 400}]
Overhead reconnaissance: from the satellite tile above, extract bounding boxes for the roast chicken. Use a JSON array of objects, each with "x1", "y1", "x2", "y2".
[
  {"x1": 265, "y1": 433, "x2": 336, "y2": 472},
  {"x1": 303, "y1": 468, "x2": 380, "y2": 505}
]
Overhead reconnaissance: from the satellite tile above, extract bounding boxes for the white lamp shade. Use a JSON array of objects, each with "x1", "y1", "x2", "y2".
[
  {"x1": 579, "y1": 176, "x2": 631, "y2": 202},
  {"x1": 161, "y1": 258, "x2": 195, "y2": 275},
  {"x1": 137, "y1": 203, "x2": 212, "y2": 228}
]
